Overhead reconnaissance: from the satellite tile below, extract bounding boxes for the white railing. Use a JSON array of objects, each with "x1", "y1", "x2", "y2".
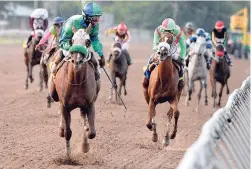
[{"x1": 177, "y1": 76, "x2": 250, "y2": 169}]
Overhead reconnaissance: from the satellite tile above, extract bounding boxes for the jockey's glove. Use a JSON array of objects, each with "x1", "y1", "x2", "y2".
[{"x1": 98, "y1": 56, "x2": 105, "y2": 67}]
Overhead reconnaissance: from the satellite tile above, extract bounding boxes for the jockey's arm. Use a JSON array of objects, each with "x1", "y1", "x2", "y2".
[
  {"x1": 90, "y1": 24, "x2": 104, "y2": 57},
  {"x1": 59, "y1": 22, "x2": 74, "y2": 51},
  {"x1": 224, "y1": 30, "x2": 228, "y2": 46},
  {"x1": 152, "y1": 27, "x2": 161, "y2": 52},
  {"x1": 178, "y1": 32, "x2": 186, "y2": 59},
  {"x1": 124, "y1": 30, "x2": 131, "y2": 42},
  {"x1": 38, "y1": 26, "x2": 55, "y2": 46},
  {"x1": 211, "y1": 31, "x2": 216, "y2": 46}
]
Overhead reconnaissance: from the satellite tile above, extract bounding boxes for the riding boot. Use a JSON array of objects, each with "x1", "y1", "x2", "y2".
[
  {"x1": 224, "y1": 52, "x2": 233, "y2": 66},
  {"x1": 89, "y1": 52, "x2": 100, "y2": 81},
  {"x1": 51, "y1": 50, "x2": 64, "y2": 76},
  {"x1": 123, "y1": 50, "x2": 132, "y2": 65}
]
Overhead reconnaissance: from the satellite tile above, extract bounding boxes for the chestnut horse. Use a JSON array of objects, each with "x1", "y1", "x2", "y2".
[
  {"x1": 48, "y1": 29, "x2": 98, "y2": 155},
  {"x1": 24, "y1": 29, "x2": 45, "y2": 90},
  {"x1": 209, "y1": 44, "x2": 230, "y2": 108},
  {"x1": 143, "y1": 41, "x2": 184, "y2": 147}
]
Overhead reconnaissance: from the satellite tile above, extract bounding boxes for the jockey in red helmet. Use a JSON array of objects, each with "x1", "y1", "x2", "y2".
[
  {"x1": 105, "y1": 22, "x2": 132, "y2": 65},
  {"x1": 212, "y1": 20, "x2": 233, "y2": 66}
]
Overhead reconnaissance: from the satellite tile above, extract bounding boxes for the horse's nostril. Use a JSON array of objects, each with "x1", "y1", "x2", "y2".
[
  {"x1": 158, "y1": 52, "x2": 161, "y2": 55},
  {"x1": 79, "y1": 60, "x2": 83, "y2": 64},
  {"x1": 72, "y1": 60, "x2": 74, "y2": 63}
]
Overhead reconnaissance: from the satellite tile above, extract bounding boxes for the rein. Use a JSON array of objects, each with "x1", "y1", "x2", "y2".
[{"x1": 66, "y1": 61, "x2": 95, "y2": 86}]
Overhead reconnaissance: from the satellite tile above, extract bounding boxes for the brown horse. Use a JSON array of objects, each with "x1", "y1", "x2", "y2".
[
  {"x1": 24, "y1": 29, "x2": 45, "y2": 90},
  {"x1": 39, "y1": 45, "x2": 59, "y2": 107},
  {"x1": 142, "y1": 41, "x2": 184, "y2": 147},
  {"x1": 108, "y1": 42, "x2": 128, "y2": 103},
  {"x1": 48, "y1": 30, "x2": 99, "y2": 156},
  {"x1": 209, "y1": 44, "x2": 230, "y2": 108}
]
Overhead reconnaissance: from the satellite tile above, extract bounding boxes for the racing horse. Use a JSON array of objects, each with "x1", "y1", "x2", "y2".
[
  {"x1": 108, "y1": 41, "x2": 129, "y2": 104},
  {"x1": 48, "y1": 29, "x2": 99, "y2": 155},
  {"x1": 142, "y1": 32, "x2": 184, "y2": 147},
  {"x1": 185, "y1": 36, "x2": 210, "y2": 112},
  {"x1": 209, "y1": 44, "x2": 230, "y2": 108},
  {"x1": 24, "y1": 29, "x2": 45, "y2": 90}
]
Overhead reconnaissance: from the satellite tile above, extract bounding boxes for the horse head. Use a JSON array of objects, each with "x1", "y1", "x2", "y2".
[
  {"x1": 69, "y1": 29, "x2": 92, "y2": 70},
  {"x1": 191, "y1": 36, "x2": 206, "y2": 58},
  {"x1": 111, "y1": 42, "x2": 123, "y2": 60},
  {"x1": 69, "y1": 45, "x2": 90, "y2": 71},
  {"x1": 72, "y1": 29, "x2": 91, "y2": 48},
  {"x1": 215, "y1": 44, "x2": 225, "y2": 63},
  {"x1": 156, "y1": 42, "x2": 171, "y2": 61},
  {"x1": 33, "y1": 29, "x2": 45, "y2": 42}
]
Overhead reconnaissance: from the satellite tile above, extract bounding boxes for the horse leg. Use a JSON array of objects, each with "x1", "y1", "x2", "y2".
[
  {"x1": 196, "y1": 80, "x2": 203, "y2": 112},
  {"x1": 163, "y1": 107, "x2": 173, "y2": 147},
  {"x1": 25, "y1": 63, "x2": 29, "y2": 90},
  {"x1": 151, "y1": 117, "x2": 158, "y2": 142},
  {"x1": 146, "y1": 99, "x2": 156, "y2": 131},
  {"x1": 39, "y1": 59, "x2": 44, "y2": 92},
  {"x1": 170, "y1": 97, "x2": 179, "y2": 140},
  {"x1": 28, "y1": 62, "x2": 34, "y2": 83},
  {"x1": 203, "y1": 80, "x2": 208, "y2": 106},
  {"x1": 213, "y1": 80, "x2": 217, "y2": 108},
  {"x1": 117, "y1": 77, "x2": 123, "y2": 105},
  {"x1": 218, "y1": 83, "x2": 225, "y2": 107},
  {"x1": 226, "y1": 80, "x2": 230, "y2": 94},
  {"x1": 185, "y1": 79, "x2": 193, "y2": 106},
  {"x1": 59, "y1": 104, "x2": 72, "y2": 156},
  {"x1": 86, "y1": 103, "x2": 96, "y2": 139},
  {"x1": 80, "y1": 108, "x2": 90, "y2": 153},
  {"x1": 123, "y1": 73, "x2": 127, "y2": 96},
  {"x1": 48, "y1": 74, "x2": 59, "y2": 102}
]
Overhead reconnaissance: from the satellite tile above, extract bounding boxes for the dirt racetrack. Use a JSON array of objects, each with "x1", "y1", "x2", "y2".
[{"x1": 0, "y1": 43, "x2": 250, "y2": 169}]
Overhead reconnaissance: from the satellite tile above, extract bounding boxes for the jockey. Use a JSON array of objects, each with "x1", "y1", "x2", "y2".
[
  {"x1": 25, "y1": 8, "x2": 49, "y2": 48},
  {"x1": 212, "y1": 20, "x2": 233, "y2": 66},
  {"x1": 185, "y1": 28, "x2": 211, "y2": 69},
  {"x1": 50, "y1": 2, "x2": 105, "y2": 81},
  {"x1": 143, "y1": 18, "x2": 186, "y2": 88},
  {"x1": 105, "y1": 22, "x2": 132, "y2": 65},
  {"x1": 35, "y1": 16, "x2": 64, "y2": 53},
  {"x1": 184, "y1": 22, "x2": 196, "y2": 39}
]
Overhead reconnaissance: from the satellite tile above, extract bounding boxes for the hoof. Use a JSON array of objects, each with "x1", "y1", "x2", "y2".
[
  {"x1": 188, "y1": 97, "x2": 191, "y2": 101},
  {"x1": 59, "y1": 128, "x2": 64, "y2": 137},
  {"x1": 146, "y1": 123, "x2": 153, "y2": 131},
  {"x1": 124, "y1": 91, "x2": 127, "y2": 96},
  {"x1": 152, "y1": 133, "x2": 158, "y2": 142},
  {"x1": 185, "y1": 101, "x2": 189, "y2": 107},
  {"x1": 170, "y1": 131, "x2": 177, "y2": 139},
  {"x1": 227, "y1": 90, "x2": 230, "y2": 95},
  {"x1": 82, "y1": 142, "x2": 90, "y2": 153},
  {"x1": 25, "y1": 85, "x2": 28, "y2": 90},
  {"x1": 162, "y1": 137, "x2": 169, "y2": 147},
  {"x1": 47, "y1": 102, "x2": 51, "y2": 108},
  {"x1": 30, "y1": 78, "x2": 34, "y2": 83},
  {"x1": 84, "y1": 126, "x2": 89, "y2": 132},
  {"x1": 88, "y1": 132, "x2": 96, "y2": 139},
  {"x1": 205, "y1": 101, "x2": 208, "y2": 106}
]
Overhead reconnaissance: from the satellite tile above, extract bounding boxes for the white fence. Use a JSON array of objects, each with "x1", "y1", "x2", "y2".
[{"x1": 177, "y1": 76, "x2": 251, "y2": 169}]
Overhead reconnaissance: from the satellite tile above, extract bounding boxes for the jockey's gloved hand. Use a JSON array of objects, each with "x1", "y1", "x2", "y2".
[
  {"x1": 177, "y1": 58, "x2": 184, "y2": 66},
  {"x1": 98, "y1": 56, "x2": 105, "y2": 67}
]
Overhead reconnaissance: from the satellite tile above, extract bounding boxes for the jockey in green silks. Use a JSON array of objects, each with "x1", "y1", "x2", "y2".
[{"x1": 142, "y1": 18, "x2": 186, "y2": 89}]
